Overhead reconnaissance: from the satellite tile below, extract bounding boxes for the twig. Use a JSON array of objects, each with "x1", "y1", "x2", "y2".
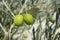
[
  {"x1": 11, "y1": 28, "x2": 18, "y2": 38},
  {"x1": 19, "y1": 0, "x2": 28, "y2": 14},
  {"x1": 2, "y1": 0, "x2": 15, "y2": 17},
  {"x1": 3, "y1": 32, "x2": 9, "y2": 40},
  {"x1": 9, "y1": 23, "x2": 15, "y2": 33},
  {"x1": 8, "y1": 23, "x2": 15, "y2": 40},
  {"x1": 0, "y1": 23, "x2": 9, "y2": 40},
  {"x1": 0, "y1": 23, "x2": 7, "y2": 34}
]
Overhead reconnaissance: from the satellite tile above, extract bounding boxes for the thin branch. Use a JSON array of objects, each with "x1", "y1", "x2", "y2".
[
  {"x1": 19, "y1": 0, "x2": 28, "y2": 14},
  {"x1": 8, "y1": 23, "x2": 15, "y2": 40},
  {"x1": 11, "y1": 28, "x2": 18, "y2": 37},
  {"x1": 0, "y1": 23, "x2": 7, "y2": 34},
  {"x1": 3, "y1": 32, "x2": 9, "y2": 40},
  {"x1": 2, "y1": 0, "x2": 15, "y2": 17},
  {"x1": 9, "y1": 23, "x2": 15, "y2": 33}
]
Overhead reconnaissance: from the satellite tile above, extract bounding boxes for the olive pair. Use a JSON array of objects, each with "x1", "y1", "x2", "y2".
[{"x1": 14, "y1": 13, "x2": 35, "y2": 26}]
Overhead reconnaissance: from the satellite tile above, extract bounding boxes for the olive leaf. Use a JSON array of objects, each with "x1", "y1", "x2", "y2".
[
  {"x1": 27, "y1": 7, "x2": 40, "y2": 14},
  {"x1": 23, "y1": 7, "x2": 40, "y2": 14}
]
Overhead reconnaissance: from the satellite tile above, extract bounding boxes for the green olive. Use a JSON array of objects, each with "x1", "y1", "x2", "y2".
[
  {"x1": 14, "y1": 14, "x2": 23, "y2": 26},
  {"x1": 50, "y1": 17, "x2": 55, "y2": 23},
  {"x1": 24, "y1": 13, "x2": 35, "y2": 25}
]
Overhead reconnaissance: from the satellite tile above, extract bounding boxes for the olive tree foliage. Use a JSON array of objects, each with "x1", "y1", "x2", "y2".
[{"x1": 0, "y1": 0, "x2": 60, "y2": 40}]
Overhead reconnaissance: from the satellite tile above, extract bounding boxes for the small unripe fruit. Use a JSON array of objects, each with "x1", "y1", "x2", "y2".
[
  {"x1": 24, "y1": 13, "x2": 35, "y2": 25},
  {"x1": 23, "y1": 33, "x2": 28, "y2": 38},
  {"x1": 50, "y1": 17, "x2": 55, "y2": 23},
  {"x1": 14, "y1": 14, "x2": 23, "y2": 26}
]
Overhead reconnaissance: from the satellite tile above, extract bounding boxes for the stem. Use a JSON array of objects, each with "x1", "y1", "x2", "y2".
[
  {"x1": 32, "y1": 27, "x2": 35, "y2": 40},
  {"x1": 19, "y1": 0, "x2": 28, "y2": 14},
  {"x1": 0, "y1": 23, "x2": 7, "y2": 34},
  {"x1": 3, "y1": 32, "x2": 9, "y2": 40},
  {"x1": 8, "y1": 23, "x2": 15, "y2": 40},
  {"x1": 2, "y1": 0, "x2": 15, "y2": 17},
  {"x1": 9, "y1": 24, "x2": 15, "y2": 33}
]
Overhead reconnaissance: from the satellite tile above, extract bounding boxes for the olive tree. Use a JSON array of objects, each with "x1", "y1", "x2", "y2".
[{"x1": 0, "y1": 0, "x2": 60, "y2": 40}]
